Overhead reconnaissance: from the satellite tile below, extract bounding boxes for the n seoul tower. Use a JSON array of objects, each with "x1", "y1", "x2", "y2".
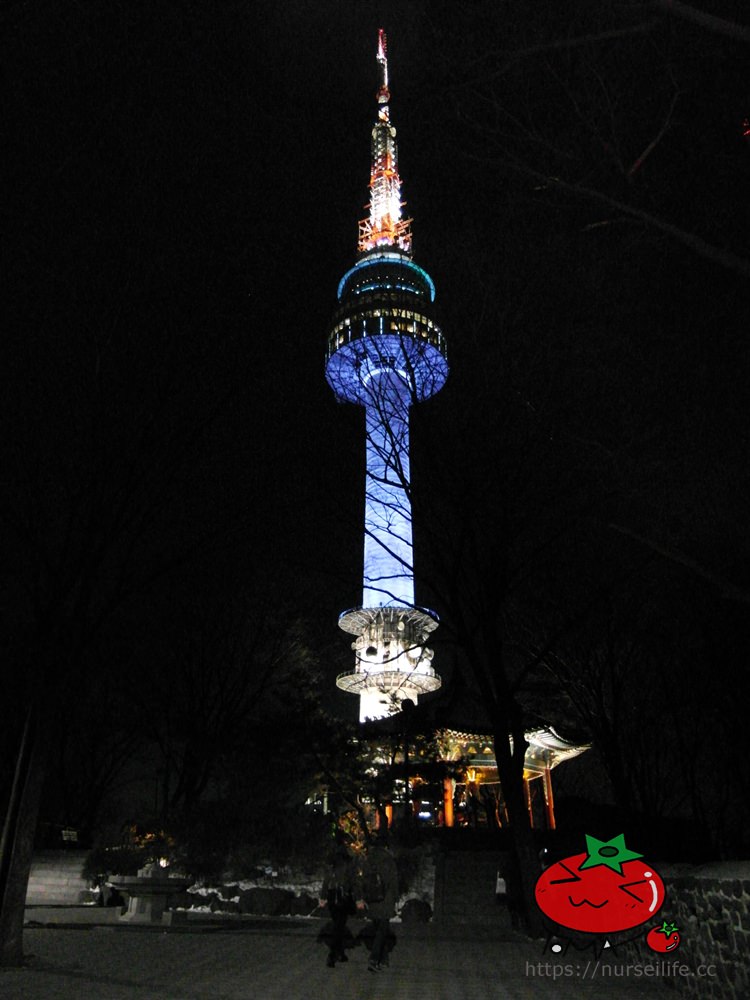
[{"x1": 325, "y1": 31, "x2": 448, "y2": 722}]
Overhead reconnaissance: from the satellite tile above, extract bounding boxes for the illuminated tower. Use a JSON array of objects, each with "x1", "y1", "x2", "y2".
[{"x1": 325, "y1": 31, "x2": 448, "y2": 721}]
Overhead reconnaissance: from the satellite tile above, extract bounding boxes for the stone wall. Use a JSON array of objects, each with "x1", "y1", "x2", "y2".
[{"x1": 659, "y1": 861, "x2": 750, "y2": 999}]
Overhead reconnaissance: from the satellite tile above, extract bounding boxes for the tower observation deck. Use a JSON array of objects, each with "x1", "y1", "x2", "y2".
[{"x1": 325, "y1": 31, "x2": 448, "y2": 722}]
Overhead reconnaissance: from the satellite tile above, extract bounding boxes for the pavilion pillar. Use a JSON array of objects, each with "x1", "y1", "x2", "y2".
[
  {"x1": 442, "y1": 777, "x2": 454, "y2": 827},
  {"x1": 542, "y1": 766, "x2": 556, "y2": 830},
  {"x1": 524, "y1": 777, "x2": 534, "y2": 828}
]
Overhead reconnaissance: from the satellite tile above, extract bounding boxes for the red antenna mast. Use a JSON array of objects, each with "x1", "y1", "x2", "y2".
[{"x1": 358, "y1": 29, "x2": 412, "y2": 255}]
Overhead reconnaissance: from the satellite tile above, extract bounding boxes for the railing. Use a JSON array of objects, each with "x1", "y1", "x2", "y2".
[{"x1": 326, "y1": 297, "x2": 447, "y2": 365}]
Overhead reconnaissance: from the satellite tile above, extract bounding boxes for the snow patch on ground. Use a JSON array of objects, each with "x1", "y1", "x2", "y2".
[{"x1": 183, "y1": 850, "x2": 436, "y2": 918}]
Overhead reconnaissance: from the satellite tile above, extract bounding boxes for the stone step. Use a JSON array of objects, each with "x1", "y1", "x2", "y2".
[
  {"x1": 29, "y1": 871, "x2": 88, "y2": 881},
  {"x1": 443, "y1": 862, "x2": 503, "y2": 873},
  {"x1": 446, "y1": 905, "x2": 503, "y2": 915},
  {"x1": 443, "y1": 891, "x2": 499, "y2": 905},
  {"x1": 440, "y1": 897, "x2": 508, "y2": 908},
  {"x1": 441, "y1": 896, "x2": 504, "y2": 909},
  {"x1": 437, "y1": 915, "x2": 512, "y2": 930},
  {"x1": 434, "y1": 850, "x2": 512, "y2": 928},
  {"x1": 26, "y1": 852, "x2": 90, "y2": 905},
  {"x1": 30, "y1": 852, "x2": 88, "y2": 867},
  {"x1": 25, "y1": 907, "x2": 122, "y2": 926},
  {"x1": 442, "y1": 870, "x2": 501, "y2": 888},
  {"x1": 443, "y1": 874, "x2": 499, "y2": 884},
  {"x1": 30, "y1": 887, "x2": 86, "y2": 894},
  {"x1": 443, "y1": 863, "x2": 503, "y2": 877},
  {"x1": 27, "y1": 884, "x2": 89, "y2": 895}
]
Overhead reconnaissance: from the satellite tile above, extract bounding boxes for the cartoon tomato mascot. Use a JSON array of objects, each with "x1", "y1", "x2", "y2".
[
  {"x1": 535, "y1": 833, "x2": 665, "y2": 936},
  {"x1": 646, "y1": 921, "x2": 681, "y2": 953}
]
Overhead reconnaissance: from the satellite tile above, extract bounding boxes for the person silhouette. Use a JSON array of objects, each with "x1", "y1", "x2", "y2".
[
  {"x1": 318, "y1": 844, "x2": 356, "y2": 967},
  {"x1": 357, "y1": 830, "x2": 398, "y2": 973}
]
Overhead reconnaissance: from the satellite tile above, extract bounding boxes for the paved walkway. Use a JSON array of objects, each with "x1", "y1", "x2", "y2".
[{"x1": 0, "y1": 916, "x2": 683, "y2": 1000}]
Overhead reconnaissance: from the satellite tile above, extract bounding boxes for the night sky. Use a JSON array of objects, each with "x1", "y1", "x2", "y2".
[{"x1": 4, "y1": 2, "x2": 750, "y2": 841}]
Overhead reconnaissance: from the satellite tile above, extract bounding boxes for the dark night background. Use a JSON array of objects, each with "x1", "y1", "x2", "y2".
[{"x1": 3, "y1": 2, "x2": 749, "y2": 857}]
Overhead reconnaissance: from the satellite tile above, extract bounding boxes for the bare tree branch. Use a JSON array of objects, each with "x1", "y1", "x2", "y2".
[
  {"x1": 627, "y1": 84, "x2": 680, "y2": 177},
  {"x1": 453, "y1": 20, "x2": 661, "y2": 89},
  {"x1": 466, "y1": 148, "x2": 750, "y2": 279},
  {"x1": 609, "y1": 522, "x2": 750, "y2": 603},
  {"x1": 653, "y1": 0, "x2": 750, "y2": 42}
]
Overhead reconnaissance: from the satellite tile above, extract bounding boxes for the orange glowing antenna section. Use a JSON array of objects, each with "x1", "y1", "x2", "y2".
[{"x1": 358, "y1": 29, "x2": 413, "y2": 255}]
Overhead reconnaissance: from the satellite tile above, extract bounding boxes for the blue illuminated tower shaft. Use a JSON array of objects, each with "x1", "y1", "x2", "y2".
[
  {"x1": 326, "y1": 254, "x2": 448, "y2": 721},
  {"x1": 363, "y1": 377, "x2": 413, "y2": 608}
]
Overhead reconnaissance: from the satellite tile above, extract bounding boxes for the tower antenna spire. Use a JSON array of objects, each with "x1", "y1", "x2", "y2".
[
  {"x1": 358, "y1": 29, "x2": 412, "y2": 255},
  {"x1": 377, "y1": 28, "x2": 389, "y2": 106}
]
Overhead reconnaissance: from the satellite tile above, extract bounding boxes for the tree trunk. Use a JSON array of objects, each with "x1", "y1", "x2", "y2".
[
  {"x1": 0, "y1": 704, "x2": 49, "y2": 967},
  {"x1": 494, "y1": 727, "x2": 543, "y2": 937},
  {"x1": 508, "y1": 810, "x2": 543, "y2": 938}
]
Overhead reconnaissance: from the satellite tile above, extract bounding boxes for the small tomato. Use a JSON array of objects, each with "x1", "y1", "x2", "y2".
[{"x1": 646, "y1": 921, "x2": 681, "y2": 953}]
